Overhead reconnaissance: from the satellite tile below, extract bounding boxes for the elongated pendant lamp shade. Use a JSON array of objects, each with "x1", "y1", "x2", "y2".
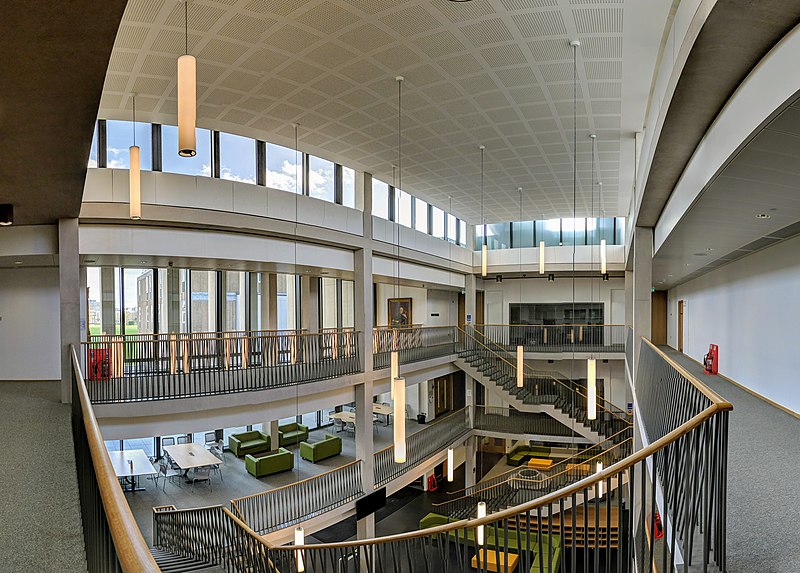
[
  {"x1": 177, "y1": 54, "x2": 197, "y2": 157},
  {"x1": 129, "y1": 145, "x2": 141, "y2": 220},
  {"x1": 447, "y1": 447, "x2": 454, "y2": 482},
  {"x1": 393, "y1": 377, "x2": 406, "y2": 463},
  {"x1": 294, "y1": 526, "x2": 305, "y2": 572},
  {"x1": 476, "y1": 501, "x2": 487, "y2": 545},
  {"x1": 390, "y1": 350, "x2": 399, "y2": 398},
  {"x1": 481, "y1": 244, "x2": 488, "y2": 277},
  {"x1": 539, "y1": 241, "x2": 545, "y2": 274},
  {"x1": 600, "y1": 239, "x2": 607, "y2": 275},
  {"x1": 596, "y1": 461, "x2": 604, "y2": 496},
  {"x1": 516, "y1": 345, "x2": 524, "y2": 387},
  {"x1": 587, "y1": 358, "x2": 597, "y2": 420}
]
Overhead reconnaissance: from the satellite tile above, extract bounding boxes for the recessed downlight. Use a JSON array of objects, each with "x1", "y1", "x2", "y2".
[
  {"x1": 756, "y1": 213, "x2": 771, "y2": 219},
  {"x1": 14, "y1": 260, "x2": 23, "y2": 265}
]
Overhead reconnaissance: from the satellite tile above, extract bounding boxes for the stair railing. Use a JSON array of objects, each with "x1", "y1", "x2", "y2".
[{"x1": 152, "y1": 504, "x2": 236, "y2": 568}]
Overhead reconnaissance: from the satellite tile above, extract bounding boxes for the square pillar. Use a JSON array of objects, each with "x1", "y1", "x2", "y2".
[
  {"x1": 100, "y1": 267, "x2": 115, "y2": 335},
  {"x1": 632, "y1": 227, "x2": 653, "y2": 378},
  {"x1": 265, "y1": 273, "x2": 277, "y2": 330},
  {"x1": 166, "y1": 268, "x2": 181, "y2": 333},
  {"x1": 300, "y1": 275, "x2": 319, "y2": 333},
  {"x1": 59, "y1": 218, "x2": 80, "y2": 403},
  {"x1": 355, "y1": 381, "x2": 375, "y2": 539}
]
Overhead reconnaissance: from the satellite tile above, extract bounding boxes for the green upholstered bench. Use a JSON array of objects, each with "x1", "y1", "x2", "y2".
[
  {"x1": 278, "y1": 422, "x2": 309, "y2": 447},
  {"x1": 299, "y1": 433, "x2": 342, "y2": 463},
  {"x1": 506, "y1": 445, "x2": 551, "y2": 467},
  {"x1": 419, "y1": 513, "x2": 560, "y2": 572},
  {"x1": 245, "y1": 448, "x2": 294, "y2": 478},
  {"x1": 228, "y1": 431, "x2": 271, "y2": 457}
]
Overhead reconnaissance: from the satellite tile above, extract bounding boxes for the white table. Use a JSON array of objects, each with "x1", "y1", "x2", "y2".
[
  {"x1": 329, "y1": 411, "x2": 356, "y2": 424},
  {"x1": 373, "y1": 403, "x2": 393, "y2": 425},
  {"x1": 163, "y1": 442, "x2": 222, "y2": 471},
  {"x1": 108, "y1": 449, "x2": 156, "y2": 492}
]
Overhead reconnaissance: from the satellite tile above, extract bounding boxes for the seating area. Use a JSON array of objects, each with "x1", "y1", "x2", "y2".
[
  {"x1": 506, "y1": 445, "x2": 552, "y2": 467},
  {"x1": 278, "y1": 422, "x2": 309, "y2": 447},
  {"x1": 300, "y1": 433, "x2": 342, "y2": 463},
  {"x1": 228, "y1": 431, "x2": 271, "y2": 457},
  {"x1": 245, "y1": 448, "x2": 294, "y2": 478}
]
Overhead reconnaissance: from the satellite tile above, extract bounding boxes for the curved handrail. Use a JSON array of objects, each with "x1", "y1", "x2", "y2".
[
  {"x1": 70, "y1": 346, "x2": 161, "y2": 572},
  {"x1": 474, "y1": 323, "x2": 627, "y2": 328},
  {"x1": 443, "y1": 424, "x2": 632, "y2": 498},
  {"x1": 459, "y1": 325, "x2": 629, "y2": 423}
]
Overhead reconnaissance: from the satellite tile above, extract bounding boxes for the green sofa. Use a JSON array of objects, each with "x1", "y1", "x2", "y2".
[
  {"x1": 228, "y1": 431, "x2": 271, "y2": 458},
  {"x1": 419, "y1": 512, "x2": 561, "y2": 572},
  {"x1": 507, "y1": 445, "x2": 551, "y2": 467},
  {"x1": 245, "y1": 448, "x2": 294, "y2": 478},
  {"x1": 278, "y1": 422, "x2": 309, "y2": 446},
  {"x1": 299, "y1": 433, "x2": 342, "y2": 463}
]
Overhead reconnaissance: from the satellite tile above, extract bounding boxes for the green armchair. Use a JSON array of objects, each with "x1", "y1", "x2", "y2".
[
  {"x1": 245, "y1": 448, "x2": 294, "y2": 478},
  {"x1": 278, "y1": 422, "x2": 309, "y2": 446},
  {"x1": 228, "y1": 431, "x2": 271, "y2": 457},
  {"x1": 300, "y1": 433, "x2": 342, "y2": 463}
]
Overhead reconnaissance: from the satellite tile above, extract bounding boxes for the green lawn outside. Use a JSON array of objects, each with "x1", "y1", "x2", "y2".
[{"x1": 88, "y1": 324, "x2": 140, "y2": 336}]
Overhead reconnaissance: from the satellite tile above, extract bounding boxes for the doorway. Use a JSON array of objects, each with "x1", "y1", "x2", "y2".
[
  {"x1": 677, "y1": 300, "x2": 685, "y2": 352},
  {"x1": 476, "y1": 291, "x2": 485, "y2": 327}
]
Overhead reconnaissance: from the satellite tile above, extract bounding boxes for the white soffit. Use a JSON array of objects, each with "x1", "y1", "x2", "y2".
[{"x1": 99, "y1": 0, "x2": 671, "y2": 223}]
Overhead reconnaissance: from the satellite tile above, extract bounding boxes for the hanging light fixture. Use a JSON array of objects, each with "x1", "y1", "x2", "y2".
[
  {"x1": 447, "y1": 447, "x2": 454, "y2": 482},
  {"x1": 599, "y1": 180, "x2": 607, "y2": 275},
  {"x1": 480, "y1": 145, "x2": 487, "y2": 277},
  {"x1": 476, "y1": 501, "x2": 487, "y2": 545},
  {"x1": 390, "y1": 76, "x2": 404, "y2": 404},
  {"x1": 587, "y1": 358, "x2": 597, "y2": 420},
  {"x1": 129, "y1": 95, "x2": 141, "y2": 220},
  {"x1": 596, "y1": 461, "x2": 604, "y2": 496},
  {"x1": 539, "y1": 240, "x2": 545, "y2": 274},
  {"x1": 294, "y1": 526, "x2": 305, "y2": 572},
  {"x1": 390, "y1": 349, "x2": 399, "y2": 398},
  {"x1": 516, "y1": 186, "x2": 524, "y2": 388},
  {"x1": 177, "y1": 0, "x2": 196, "y2": 157},
  {"x1": 393, "y1": 376, "x2": 406, "y2": 463}
]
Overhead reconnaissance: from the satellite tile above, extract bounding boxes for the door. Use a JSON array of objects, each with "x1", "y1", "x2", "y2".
[
  {"x1": 651, "y1": 291, "x2": 667, "y2": 345},
  {"x1": 458, "y1": 292, "x2": 466, "y2": 328},
  {"x1": 677, "y1": 300, "x2": 685, "y2": 352},
  {"x1": 476, "y1": 291, "x2": 485, "y2": 327}
]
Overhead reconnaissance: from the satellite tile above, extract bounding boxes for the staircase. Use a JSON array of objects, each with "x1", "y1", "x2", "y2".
[
  {"x1": 457, "y1": 327, "x2": 630, "y2": 443},
  {"x1": 149, "y1": 548, "x2": 225, "y2": 572}
]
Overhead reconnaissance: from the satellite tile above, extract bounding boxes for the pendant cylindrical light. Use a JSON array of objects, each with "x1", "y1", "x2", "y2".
[
  {"x1": 447, "y1": 447, "x2": 454, "y2": 482},
  {"x1": 129, "y1": 145, "x2": 141, "y2": 220},
  {"x1": 476, "y1": 501, "x2": 487, "y2": 545},
  {"x1": 516, "y1": 345, "x2": 524, "y2": 387},
  {"x1": 539, "y1": 240, "x2": 545, "y2": 274},
  {"x1": 294, "y1": 526, "x2": 305, "y2": 572},
  {"x1": 587, "y1": 358, "x2": 597, "y2": 420},
  {"x1": 177, "y1": 54, "x2": 197, "y2": 157},
  {"x1": 390, "y1": 350, "x2": 399, "y2": 398},
  {"x1": 596, "y1": 461, "x2": 604, "y2": 496},
  {"x1": 481, "y1": 243, "x2": 488, "y2": 277},
  {"x1": 600, "y1": 239, "x2": 607, "y2": 275},
  {"x1": 393, "y1": 377, "x2": 406, "y2": 463}
]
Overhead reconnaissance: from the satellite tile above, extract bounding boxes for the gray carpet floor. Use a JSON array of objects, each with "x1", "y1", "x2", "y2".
[
  {"x1": 0, "y1": 382, "x2": 87, "y2": 572},
  {"x1": 660, "y1": 348, "x2": 800, "y2": 573}
]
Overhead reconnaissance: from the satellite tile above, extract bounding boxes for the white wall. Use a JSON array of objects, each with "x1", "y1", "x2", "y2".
[
  {"x1": 426, "y1": 289, "x2": 458, "y2": 327},
  {"x1": 0, "y1": 267, "x2": 61, "y2": 380},
  {"x1": 668, "y1": 235, "x2": 800, "y2": 414},
  {"x1": 480, "y1": 276, "x2": 625, "y2": 325}
]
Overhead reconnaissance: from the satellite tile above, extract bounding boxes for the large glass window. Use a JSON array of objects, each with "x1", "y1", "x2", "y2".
[
  {"x1": 162, "y1": 126, "x2": 212, "y2": 176},
  {"x1": 414, "y1": 198, "x2": 428, "y2": 233},
  {"x1": 190, "y1": 270, "x2": 216, "y2": 332},
  {"x1": 320, "y1": 277, "x2": 338, "y2": 330},
  {"x1": 106, "y1": 120, "x2": 152, "y2": 170},
  {"x1": 512, "y1": 221, "x2": 534, "y2": 248},
  {"x1": 459, "y1": 220, "x2": 467, "y2": 247},
  {"x1": 124, "y1": 268, "x2": 154, "y2": 334},
  {"x1": 446, "y1": 214, "x2": 457, "y2": 243},
  {"x1": 219, "y1": 132, "x2": 256, "y2": 184},
  {"x1": 224, "y1": 271, "x2": 247, "y2": 331},
  {"x1": 88, "y1": 122, "x2": 99, "y2": 168},
  {"x1": 396, "y1": 189, "x2": 412, "y2": 227},
  {"x1": 341, "y1": 280, "x2": 355, "y2": 329},
  {"x1": 276, "y1": 274, "x2": 298, "y2": 330},
  {"x1": 308, "y1": 156, "x2": 335, "y2": 202},
  {"x1": 485, "y1": 223, "x2": 511, "y2": 250},
  {"x1": 372, "y1": 180, "x2": 390, "y2": 220},
  {"x1": 615, "y1": 217, "x2": 625, "y2": 245},
  {"x1": 267, "y1": 143, "x2": 303, "y2": 193},
  {"x1": 431, "y1": 206, "x2": 445, "y2": 239},
  {"x1": 562, "y1": 218, "x2": 586, "y2": 246},
  {"x1": 542, "y1": 219, "x2": 561, "y2": 247},
  {"x1": 342, "y1": 167, "x2": 356, "y2": 208},
  {"x1": 86, "y1": 267, "x2": 102, "y2": 336}
]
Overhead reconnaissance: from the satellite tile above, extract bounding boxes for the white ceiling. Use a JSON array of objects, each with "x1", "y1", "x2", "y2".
[
  {"x1": 653, "y1": 96, "x2": 800, "y2": 289},
  {"x1": 99, "y1": 0, "x2": 671, "y2": 223}
]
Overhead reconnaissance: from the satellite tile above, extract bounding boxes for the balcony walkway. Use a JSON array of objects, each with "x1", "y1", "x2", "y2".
[
  {"x1": 0, "y1": 382, "x2": 87, "y2": 572},
  {"x1": 658, "y1": 347, "x2": 800, "y2": 573}
]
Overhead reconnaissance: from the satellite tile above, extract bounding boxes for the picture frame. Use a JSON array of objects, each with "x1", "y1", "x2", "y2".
[{"x1": 388, "y1": 298, "x2": 412, "y2": 328}]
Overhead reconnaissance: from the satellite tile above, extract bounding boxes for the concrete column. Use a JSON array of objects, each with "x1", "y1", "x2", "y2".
[
  {"x1": 355, "y1": 380, "x2": 375, "y2": 539},
  {"x1": 300, "y1": 275, "x2": 319, "y2": 333},
  {"x1": 465, "y1": 274, "x2": 476, "y2": 326},
  {"x1": 632, "y1": 227, "x2": 653, "y2": 378},
  {"x1": 464, "y1": 435, "x2": 478, "y2": 488},
  {"x1": 79, "y1": 266, "x2": 88, "y2": 344},
  {"x1": 355, "y1": 172, "x2": 375, "y2": 374},
  {"x1": 207, "y1": 272, "x2": 217, "y2": 331},
  {"x1": 624, "y1": 269, "x2": 633, "y2": 328},
  {"x1": 269, "y1": 420, "x2": 280, "y2": 450},
  {"x1": 266, "y1": 273, "x2": 277, "y2": 330},
  {"x1": 166, "y1": 268, "x2": 181, "y2": 332},
  {"x1": 59, "y1": 218, "x2": 80, "y2": 404},
  {"x1": 101, "y1": 267, "x2": 115, "y2": 335}
]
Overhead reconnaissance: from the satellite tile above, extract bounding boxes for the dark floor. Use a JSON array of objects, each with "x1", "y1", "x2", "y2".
[
  {"x1": 0, "y1": 382, "x2": 87, "y2": 572},
  {"x1": 659, "y1": 347, "x2": 800, "y2": 573}
]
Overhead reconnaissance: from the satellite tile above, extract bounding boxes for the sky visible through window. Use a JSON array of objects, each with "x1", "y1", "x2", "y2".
[
  {"x1": 219, "y1": 132, "x2": 256, "y2": 184},
  {"x1": 162, "y1": 126, "x2": 211, "y2": 176},
  {"x1": 107, "y1": 120, "x2": 152, "y2": 170},
  {"x1": 267, "y1": 143, "x2": 302, "y2": 193}
]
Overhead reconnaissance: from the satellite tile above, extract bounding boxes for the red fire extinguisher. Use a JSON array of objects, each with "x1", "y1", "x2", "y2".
[
  {"x1": 427, "y1": 474, "x2": 438, "y2": 491},
  {"x1": 703, "y1": 344, "x2": 718, "y2": 375}
]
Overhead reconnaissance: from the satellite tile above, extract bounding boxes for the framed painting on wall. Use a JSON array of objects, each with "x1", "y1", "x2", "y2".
[{"x1": 388, "y1": 298, "x2": 412, "y2": 327}]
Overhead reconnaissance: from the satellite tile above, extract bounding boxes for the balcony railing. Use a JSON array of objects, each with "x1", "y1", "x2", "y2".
[
  {"x1": 82, "y1": 329, "x2": 361, "y2": 403},
  {"x1": 373, "y1": 325, "x2": 460, "y2": 369},
  {"x1": 230, "y1": 461, "x2": 363, "y2": 535},
  {"x1": 474, "y1": 404, "x2": 589, "y2": 437},
  {"x1": 476, "y1": 323, "x2": 626, "y2": 353},
  {"x1": 373, "y1": 407, "x2": 471, "y2": 487}
]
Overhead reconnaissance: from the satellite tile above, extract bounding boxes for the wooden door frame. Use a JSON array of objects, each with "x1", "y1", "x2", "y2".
[{"x1": 677, "y1": 300, "x2": 685, "y2": 353}]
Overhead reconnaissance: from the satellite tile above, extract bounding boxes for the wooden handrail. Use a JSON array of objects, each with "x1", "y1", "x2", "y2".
[
  {"x1": 84, "y1": 328, "x2": 357, "y2": 344},
  {"x1": 70, "y1": 346, "x2": 161, "y2": 572},
  {"x1": 231, "y1": 460, "x2": 361, "y2": 503}
]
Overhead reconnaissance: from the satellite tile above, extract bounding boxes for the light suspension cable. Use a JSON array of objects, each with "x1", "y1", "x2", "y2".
[
  {"x1": 177, "y1": 0, "x2": 196, "y2": 157},
  {"x1": 129, "y1": 95, "x2": 141, "y2": 220},
  {"x1": 480, "y1": 145, "x2": 487, "y2": 277},
  {"x1": 516, "y1": 186, "x2": 523, "y2": 388},
  {"x1": 569, "y1": 39, "x2": 581, "y2": 447},
  {"x1": 392, "y1": 76, "x2": 405, "y2": 463}
]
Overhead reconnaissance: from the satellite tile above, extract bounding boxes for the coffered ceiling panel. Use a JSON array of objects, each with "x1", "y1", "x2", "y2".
[{"x1": 99, "y1": 0, "x2": 672, "y2": 223}]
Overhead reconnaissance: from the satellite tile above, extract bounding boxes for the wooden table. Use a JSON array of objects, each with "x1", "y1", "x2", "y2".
[
  {"x1": 373, "y1": 403, "x2": 392, "y2": 425},
  {"x1": 163, "y1": 442, "x2": 222, "y2": 471},
  {"x1": 471, "y1": 548, "x2": 519, "y2": 572},
  {"x1": 527, "y1": 458, "x2": 554, "y2": 470},
  {"x1": 108, "y1": 449, "x2": 156, "y2": 492}
]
